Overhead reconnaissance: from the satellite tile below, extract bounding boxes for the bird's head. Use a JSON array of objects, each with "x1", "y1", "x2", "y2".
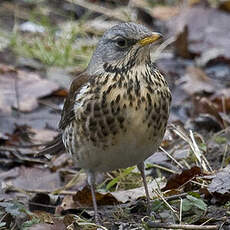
[{"x1": 87, "y1": 22, "x2": 162, "y2": 75}]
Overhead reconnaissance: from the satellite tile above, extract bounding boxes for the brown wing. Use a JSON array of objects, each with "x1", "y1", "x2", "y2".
[
  {"x1": 37, "y1": 71, "x2": 91, "y2": 156},
  {"x1": 59, "y1": 71, "x2": 91, "y2": 130}
]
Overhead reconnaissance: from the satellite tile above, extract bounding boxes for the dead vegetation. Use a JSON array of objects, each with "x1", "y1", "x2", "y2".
[{"x1": 0, "y1": 0, "x2": 230, "y2": 229}]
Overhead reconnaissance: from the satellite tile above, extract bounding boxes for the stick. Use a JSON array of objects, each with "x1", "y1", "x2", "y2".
[{"x1": 146, "y1": 222, "x2": 219, "y2": 230}]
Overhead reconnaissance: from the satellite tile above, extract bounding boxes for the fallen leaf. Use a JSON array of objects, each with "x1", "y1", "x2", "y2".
[
  {"x1": 162, "y1": 166, "x2": 202, "y2": 191},
  {"x1": 192, "y1": 96, "x2": 225, "y2": 128},
  {"x1": 181, "y1": 67, "x2": 215, "y2": 95},
  {"x1": 174, "y1": 25, "x2": 193, "y2": 59},
  {"x1": 219, "y1": 0, "x2": 230, "y2": 12},
  {"x1": 211, "y1": 88, "x2": 230, "y2": 113},
  {"x1": 7, "y1": 166, "x2": 61, "y2": 192},
  {"x1": 73, "y1": 186, "x2": 118, "y2": 207},
  {"x1": 0, "y1": 64, "x2": 59, "y2": 114},
  {"x1": 208, "y1": 165, "x2": 230, "y2": 195},
  {"x1": 111, "y1": 179, "x2": 165, "y2": 203},
  {"x1": 0, "y1": 103, "x2": 60, "y2": 137},
  {"x1": 29, "y1": 128, "x2": 58, "y2": 144},
  {"x1": 132, "y1": 0, "x2": 180, "y2": 21},
  {"x1": 167, "y1": 6, "x2": 230, "y2": 61}
]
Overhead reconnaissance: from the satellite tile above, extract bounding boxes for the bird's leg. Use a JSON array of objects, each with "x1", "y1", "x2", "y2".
[
  {"x1": 137, "y1": 162, "x2": 151, "y2": 214},
  {"x1": 87, "y1": 171, "x2": 99, "y2": 223}
]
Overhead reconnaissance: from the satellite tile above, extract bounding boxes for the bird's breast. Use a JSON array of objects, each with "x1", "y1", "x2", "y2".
[{"x1": 63, "y1": 63, "x2": 171, "y2": 172}]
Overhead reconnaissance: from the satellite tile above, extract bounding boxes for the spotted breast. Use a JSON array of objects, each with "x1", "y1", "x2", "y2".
[{"x1": 62, "y1": 60, "x2": 171, "y2": 172}]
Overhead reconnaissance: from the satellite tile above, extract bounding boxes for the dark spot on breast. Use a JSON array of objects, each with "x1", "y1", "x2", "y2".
[
  {"x1": 94, "y1": 86, "x2": 100, "y2": 93},
  {"x1": 137, "y1": 99, "x2": 141, "y2": 107},
  {"x1": 102, "y1": 108, "x2": 109, "y2": 115},
  {"x1": 162, "y1": 103, "x2": 167, "y2": 113},
  {"x1": 90, "y1": 135, "x2": 97, "y2": 143},
  {"x1": 141, "y1": 96, "x2": 145, "y2": 102},
  {"x1": 94, "y1": 110, "x2": 101, "y2": 118},
  {"x1": 112, "y1": 83, "x2": 117, "y2": 89},
  {"x1": 89, "y1": 117, "x2": 97, "y2": 131},
  {"x1": 129, "y1": 94, "x2": 133, "y2": 101},
  {"x1": 157, "y1": 121, "x2": 162, "y2": 129},
  {"x1": 99, "y1": 120, "x2": 106, "y2": 130},
  {"x1": 117, "y1": 116, "x2": 124, "y2": 124},
  {"x1": 80, "y1": 113, "x2": 87, "y2": 121},
  {"x1": 94, "y1": 102, "x2": 100, "y2": 111},
  {"x1": 106, "y1": 85, "x2": 113, "y2": 94},
  {"x1": 102, "y1": 74, "x2": 109, "y2": 85},
  {"x1": 106, "y1": 116, "x2": 115, "y2": 125},
  {"x1": 151, "y1": 114, "x2": 156, "y2": 120},
  {"x1": 118, "y1": 79, "x2": 122, "y2": 88},
  {"x1": 155, "y1": 105, "x2": 160, "y2": 114},
  {"x1": 111, "y1": 100, "x2": 115, "y2": 107},
  {"x1": 102, "y1": 129, "x2": 108, "y2": 136},
  {"x1": 147, "y1": 85, "x2": 153, "y2": 93},
  {"x1": 116, "y1": 94, "x2": 120, "y2": 104},
  {"x1": 147, "y1": 93, "x2": 152, "y2": 106},
  {"x1": 113, "y1": 72, "x2": 118, "y2": 81},
  {"x1": 112, "y1": 131, "x2": 117, "y2": 135},
  {"x1": 84, "y1": 103, "x2": 91, "y2": 114}
]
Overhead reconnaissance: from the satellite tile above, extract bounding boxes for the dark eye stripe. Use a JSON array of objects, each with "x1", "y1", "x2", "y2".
[{"x1": 113, "y1": 36, "x2": 137, "y2": 48}]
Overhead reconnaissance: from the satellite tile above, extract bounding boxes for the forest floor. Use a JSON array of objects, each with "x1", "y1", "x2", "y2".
[{"x1": 0, "y1": 0, "x2": 230, "y2": 229}]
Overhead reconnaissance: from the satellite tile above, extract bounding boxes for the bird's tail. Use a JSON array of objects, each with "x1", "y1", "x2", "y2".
[{"x1": 37, "y1": 133, "x2": 65, "y2": 156}]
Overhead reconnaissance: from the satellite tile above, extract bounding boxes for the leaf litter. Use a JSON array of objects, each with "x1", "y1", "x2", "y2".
[{"x1": 0, "y1": 0, "x2": 230, "y2": 229}]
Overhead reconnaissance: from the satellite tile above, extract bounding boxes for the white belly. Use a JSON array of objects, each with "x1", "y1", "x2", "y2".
[{"x1": 71, "y1": 109, "x2": 164, "y2": 172}]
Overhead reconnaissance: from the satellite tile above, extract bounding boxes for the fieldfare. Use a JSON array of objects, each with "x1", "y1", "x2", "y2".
[{"x1": 41, "y1": 22, "x2": 171, "y2": 222}]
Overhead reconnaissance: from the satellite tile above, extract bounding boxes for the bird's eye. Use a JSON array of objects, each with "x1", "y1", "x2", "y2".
[{"x1": 115, "y1": 37, "x2": 128, "y2": 48}]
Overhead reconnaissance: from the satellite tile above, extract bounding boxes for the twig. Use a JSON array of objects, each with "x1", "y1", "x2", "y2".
[
  {"x1": 153, "y1": 179, "x2": 179, "y2": 221},
  {"x1": 10, "y1": 151, "x2": 46, "y2": 164},
  {"x1": 179, "y1": 198, "x2": 182, "y2": 224},
  {"x1": 221, "y1": 144, "x2": 228, "y2": 169},
  {"x1": 160, "y1": 147, "x2": 184, "y2": 169},
  {"x1": 52, "y1": 169, "x2": 84, "y2": 195},
  {"x1": 65, "y1": 0, "x2": 128, "y2": 21},
  {"x1": 146, "y1": 222, "x2": 219, "y2": 229},
  {"x1": 164, "y1": 192, "x2": 189, "y2": 202},
  {"x1": 147, "y1": 163, "x2": 177, "y2": 174}
]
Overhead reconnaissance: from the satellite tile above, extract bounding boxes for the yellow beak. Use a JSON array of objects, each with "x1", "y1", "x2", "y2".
[{"x1": 138, "y1": 33, "x2": 162, "y2": 46}]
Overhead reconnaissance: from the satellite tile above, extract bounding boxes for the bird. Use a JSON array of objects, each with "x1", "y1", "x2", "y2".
[{"x1": 40, "y1": 22, "x2": 171, "y2": 222}]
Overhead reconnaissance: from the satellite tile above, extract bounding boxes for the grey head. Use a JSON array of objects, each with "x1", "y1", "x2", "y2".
[{"x1": 87, "y1": 22, "x2": 162, "y2": 75}]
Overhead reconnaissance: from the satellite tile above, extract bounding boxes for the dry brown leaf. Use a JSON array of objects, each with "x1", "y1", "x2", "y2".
[
  {"x1": 162, "y1": 166, "x2": 202, "y2": 191},
  {"x1": 219, "y1": 0, "x2": 230, "y2": 12},
  {"x1": 132, "y1": 0, "x2": 180, "y2": 21},
  {"x1": 29, "y1": 128, "x2": 58, "y2": 144},
  {"x1": 167, "y1": 6, "x2": 230, "y2": 61},
  {"x1": 73, "y1": 186, "x2": 118, "y2": 207},
  {"x1": 174, "y1": 25, "x2": 193, "y2": 59},
  {"x1": 211, "y1": 88, "x2": 230, "y2": 113},
  {"x1": 111, "y1": 179, "x2": 165, "y2": 203},
  {"x1": 0, "y1": 64, "x2": 59, "y2": 114},
  {"x1": 8, "y1": 166, "x2": 61, "y2": 191},
  {"x1": 192, "y1": 96, "x2": 225, "y2": 128},
  {"x1": 208, "y1": 165, "x2": 230, "y2": 195},
  {"x1": 181, "y1": 66, "x2": 215, "y2": 95}
]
